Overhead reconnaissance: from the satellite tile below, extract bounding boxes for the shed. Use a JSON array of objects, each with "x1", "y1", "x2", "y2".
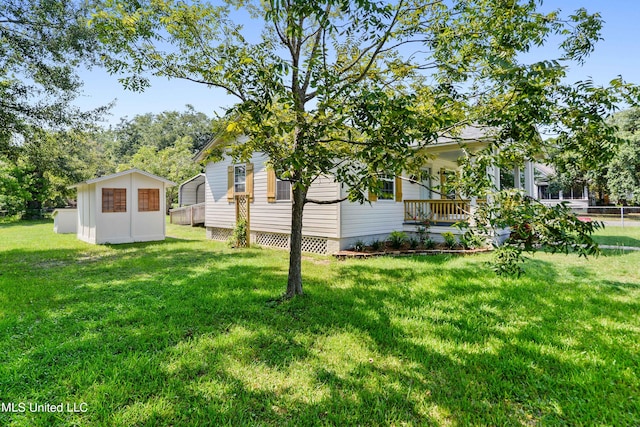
[
  {"x1": 52, "y1": 209, "x2": 77, "y2": 234},
  {"x1": 70, "y1": 169, "x2": 176, "y2": 244},
  {"x1": 178, "y1": 173, "x2": 206, "y2": 207}
]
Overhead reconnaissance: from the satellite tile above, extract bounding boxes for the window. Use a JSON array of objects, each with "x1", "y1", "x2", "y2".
[
  {"x1": 276, "y1": 179, "x2": 291, "y2": 201},
  {"x1": 379, "y1": 174, "x2": 395, "y2": 200},
  {"x1": 138, "y1": 189, "x2": 160, "y2": 212},
  {"x1": 102, "y1": 188, "x2": 126, "y2": 213},
  {"x1": 234, "y1": 165, "x2": 246, "y2": 193}
]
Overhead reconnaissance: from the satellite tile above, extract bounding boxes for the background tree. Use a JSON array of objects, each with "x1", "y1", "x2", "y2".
[
  {"x1": 119, "y1": 137, "x2": 202, "y2": 209},
  {"x1": 92, "y1": 0, "x2": 638, "y2": 297},
  {"x1": 0, "y1": 129, "x2": 113, "y2": 217},
  {"x1": 0, "y1": 0, "x2": 107, "y2": 155},
  {"x1": 606, "y1": 108, "x2": 640, "y2": 205},
  {"x1": 103, "y1": 106, "x2": 217, "y2": 162}
]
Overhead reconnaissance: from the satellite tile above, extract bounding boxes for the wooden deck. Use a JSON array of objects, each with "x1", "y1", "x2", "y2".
[{"x1": 169, "y1": 202, "x2": 205, "y2": 226}]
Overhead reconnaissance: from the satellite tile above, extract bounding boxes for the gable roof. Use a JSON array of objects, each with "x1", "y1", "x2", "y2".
[
  {"x1": 193, "y1": 126, "x2": 495, "y2": 163},
  {"x1": 69, "y1": 168, "x2": 176, "y2": 188}
]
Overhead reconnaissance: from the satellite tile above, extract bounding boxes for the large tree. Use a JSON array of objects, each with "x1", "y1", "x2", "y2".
[
  {"x1": 1, "y1": 0, "x2": 107, "y2": 155},
  {"x1": 92, "y1": 0, "x2": 637, "y2": 297}
]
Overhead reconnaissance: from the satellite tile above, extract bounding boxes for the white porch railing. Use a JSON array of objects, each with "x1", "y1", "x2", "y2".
[
  {"x1": 169, "y1": 202, "x2": 206, "y2": 226},
  {"x1": 404, "y1": 199, "x2": 484, "y2": 224}
]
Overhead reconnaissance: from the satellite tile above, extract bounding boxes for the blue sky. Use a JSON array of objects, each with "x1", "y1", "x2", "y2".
[{"x1": 76, "y1": 1, "x2": 640, "y2": 127}]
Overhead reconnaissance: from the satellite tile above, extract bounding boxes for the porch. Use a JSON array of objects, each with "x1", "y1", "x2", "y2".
[
  {"x1": 169, "y1": 202, "x2": 205, "y2": 226},
  {"x1": 403, "y1": 199, "x2": 482, "y2": 225}
]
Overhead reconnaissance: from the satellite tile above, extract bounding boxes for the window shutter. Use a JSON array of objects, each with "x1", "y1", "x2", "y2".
[
  {"x1": 266, "y1": 168, "x2": 276, "y2": 202},
  {"x1": 395, "y1": 176, "x2": 403, "y2": 202},
  {"x1": 246, "y1": 163, "x2": 254, "y2": 201},
  {"x1": 368, "y1": 175, "x2": 378, "y2": 202},
  {"x1": 227, "y1": 166, "x2": 234, "y2": 201}
]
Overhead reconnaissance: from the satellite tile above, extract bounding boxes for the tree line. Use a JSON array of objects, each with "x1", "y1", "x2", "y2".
[{"x1": 0, "y1": 107, "x2": 217, "y2": 217}]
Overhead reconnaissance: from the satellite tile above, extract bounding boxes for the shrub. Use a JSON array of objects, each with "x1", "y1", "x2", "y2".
[
  {"x1": 408, "y1": 237, "x2": 419, "y2": 249},
  {"x1": 423, "y1": 238, "x2": 436, "y2": 249},
  {"x1": 353, "y1": 239, "x2": 365, "y2": 252},
  {"x1": 460, "y1": 232, "x2": 487, "y2": 249},
  {"x1": 228, "y1": 218, "x2": 248, "y2": 248},
  {"x1": 415, "y1": 225, "x2": 430, "y2": 244},
  {"x1": 442, "y1": 232, "x2": 457, "y2": 249},
  {"x1": 387, "y1": 230, "x2": 408, "y2": 249},
  {"x1": 370, "y1": 239, "x2": 383, "y2": 251}
]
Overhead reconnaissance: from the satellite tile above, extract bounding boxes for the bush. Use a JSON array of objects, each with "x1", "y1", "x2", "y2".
[
  {"x1": 408, "y1": 237, "x2": 420, "y2": 249},
  {"x1": 460, "y1": 232, "x2": 487, "y2": 249},
  {"x1": 353, "y1": 239, "x2": 365, "y2": 252},
  {"x1": 423, "y1": 238, "x2": 436, "y2": 249},
  {"x1": 415, "y1": 225, "x2": 430, "y2": 244},
  {"x1": 387, "y1": 231, "x2": 408, "y2": 249},
  {"x1": 442, "y1": 232, "x2": 457, "y2": 249},
  {"x1": 228, "y1": 218, "x2": 248, "y2": 248},
  {"x1": 370, "y1": 239, "x2": 383, "y2": 251}
]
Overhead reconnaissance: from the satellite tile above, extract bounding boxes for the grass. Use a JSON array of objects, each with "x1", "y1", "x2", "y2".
[
  {"x1": 592, "y1": 224, "x2": 640, "y2": 248},
  {"x1": 1, "y1": 220, "x2": 639, "y2": 426}
]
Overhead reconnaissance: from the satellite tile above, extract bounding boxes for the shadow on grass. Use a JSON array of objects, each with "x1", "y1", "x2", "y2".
[{"x1": 1, "y1": 242, "x2": 639, "y2": 426}]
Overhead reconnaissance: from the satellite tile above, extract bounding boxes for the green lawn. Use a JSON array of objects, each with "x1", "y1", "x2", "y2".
[
  {"x1": 593, "y1": 224, "x2": 640, "y2": 248},
  {"x1": 1, "y1": 221, "x2": 639, "y2": 426}
]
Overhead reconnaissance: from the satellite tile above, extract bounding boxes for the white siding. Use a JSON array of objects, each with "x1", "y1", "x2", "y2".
[
  {"x1": 130, "y1": 174, "x2": 167, "y2": 242},
  {"x1": 77, "y1": 184, "x2": 96, "y2": 244},
  {"x1": 338, "y1": 174, "x2": 423, "y2": 239},
  {"x1": 205, "y1": 153, "x2": 340, "y2": 237},
  {"x1": 95, "y1": 174, "x2": 133, "y2": 244}
]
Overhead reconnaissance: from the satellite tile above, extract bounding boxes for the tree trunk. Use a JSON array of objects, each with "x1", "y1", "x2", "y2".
[{"x1": 286, "y1": 184, "x2": 307, "y2": 298}]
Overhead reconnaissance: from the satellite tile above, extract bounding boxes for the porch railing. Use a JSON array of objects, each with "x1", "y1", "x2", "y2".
[
  {"x1": 169, "y1": 202, "x2": 205, "y2": 226},
  {"x1": 404, "y1": 199, "x2": 484, "y2": 224}
]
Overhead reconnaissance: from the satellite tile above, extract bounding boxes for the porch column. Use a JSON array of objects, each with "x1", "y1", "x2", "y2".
[
  {"x1": 524, "y1": 161, "x2": 535, "y2": 198},
  {"x1": 487, "y1": 163, "x2": 500, "y2": 191},
  {"x1": 469, "y1": 196, "x2": 477, "y2": 227},
  {"x1": 513, "y1": 166, "x2": 521, "y2": 190}
]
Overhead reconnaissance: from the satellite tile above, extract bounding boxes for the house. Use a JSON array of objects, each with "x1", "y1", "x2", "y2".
[
  {"x1": 69, "y1": 169, "x2": 176, "y2": 244},
  {"x1": 172, "y1": 128, "x2": 538, "y2": 254},
  {"x1": 533, "y1": 163, "x2": 590, "y2": 212}
]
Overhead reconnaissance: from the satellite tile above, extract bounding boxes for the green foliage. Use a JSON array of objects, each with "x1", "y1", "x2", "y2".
[
  {"x1": 0, "y1": 0, "x2": 107, "y2": 147},
  {"x1": 415, "y1": 225, "x2": 430, "y2": 245},
  {"x1": 470, "y1": 189, "x2": 603, "y2": 276},
  {"x1": 459, "y1": 232, "x2": 487, "y2": 250},
  {"x1": 422, "y1": 238, "x2": 436, "y2": 250},
  {"x1": 491, "y1": 245, "x2": 526, "y2": 277},
  {"x1": 228, "y1": 218, "x2": 248, "y2": 248},
  {"x1": 352, "y1": 239, "x2": 365, "y2": 252},
  {"x1": 105, "y1": 107, "x2": 219, "y2": 162},
  {"x1": 441, "y1": 232, "x2": 458, "y2": 249},
  {"x1": 408, "y1": 237, "x2": 420, "y2": 250},
  {"x1": 0, "y1": 130, "x2": 112, "y2": 217},
  {"x1": 119, "y1": 137, "x2": 202, "y2": 208},
  {"x1": 370, "y1": 239, "x2": 383, "y2": 252},
  {"x1": 605, "y1": 108, "x2": 640, "y2": 205},
  {"x1": 387, "y1": 231, "x2": 408, "y2": 249}
]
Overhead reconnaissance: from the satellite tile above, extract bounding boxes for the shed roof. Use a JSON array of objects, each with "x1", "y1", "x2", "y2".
[{"x1": 69, "y1": 168, "x2": 177, "y2": 188}]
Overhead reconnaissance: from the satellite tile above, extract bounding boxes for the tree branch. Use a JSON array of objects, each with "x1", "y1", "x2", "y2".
[{"x1": 305, "y1": 196, "x2": 348, "y2": 205}]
